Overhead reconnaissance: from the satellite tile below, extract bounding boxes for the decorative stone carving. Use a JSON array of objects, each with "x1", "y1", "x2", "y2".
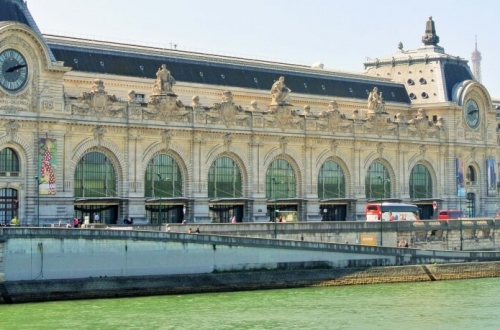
[
  {"x1": 422, "y1": 16, "x2": 440, "y2": 46},
  {"x1": 317, "y1": 104, "x2": 351, "y2": 133},
  {"x1": 152, "y1": 64, "x2": 176, "y2": 95},
  {"x1": 190, "y1": 95, "x2": 203, "y2": 109},
  {"x1": 407, "y1": 108, "x2": 438, "y2": 138},
  {"x1": 279, "y1": 136, "x2": 288, "y2": 153},
  {"x1": 4, "y1": 120, "x2": 19, "y2": 141},
  {"x1": 270, "y1": 76, "x2": 291, "y2": 105},
  {"x1": 420, "y1": 145, "x2": 427, "y2": 159},
  {"x1": 71, "y1": 79, "x2": 122, "y2": 118},
  {"x1": 93, "y1": 126, "x2": 106, "y2": 146},
  {"x1": 377, "y1": 142, "x2": 385, "y2": 157},
  {"x1": 127, "y1": 90, "x2": 137, "y2": 103},
  {"x1": 161, "y1": 130, "x2": 173, "y2": 149},
  {"x1": 250, "y1": 100, "x2": 259, "y2": 111},
  {"x1": 364, "y1": 112, "x2": 395, "y2": 137},
  {"x1": 223, "y1": 133, "x2": 233, "y2": 151},
  {"x1": 265, "y1": 105, "x2": 302, "y2": 131},
  {"x1": 330, "y1": 139, "x2": 340, "y2": 154},
  {"x1": 205, "y1": 91, "x2": 249, "y2": 127},
  {"x1": 327, "y1": 100, "x2": 339, "y2": 112},
  {"x1": 146, "y1": 96, "x2": 188, "y2": 123},
  {"x1": 301, "y1": 105, "x2": 312, "y2": 116}
]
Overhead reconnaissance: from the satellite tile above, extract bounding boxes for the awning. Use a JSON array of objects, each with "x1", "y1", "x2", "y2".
[
  {"x1": 367, "y1": 198, "x2": 403, "y2": 203},
  {"x1": 145, "y1": 197, "x2": 189, "y2": 204},
  {"x1": 269, "y1": 198, "x2": 305, "y2": 203},
  {"x1": 411, "y1": 198, "x2": 444, "y2": 204},
  {"x1": 74, "y1": 197, "x2": 127, "y2": 205},
  {"x1": 319, "y1": 198, "x2": 356, "y2": 203},
  {"x1": 209, "y1": 198, "x2": 250, "y2": 204}
]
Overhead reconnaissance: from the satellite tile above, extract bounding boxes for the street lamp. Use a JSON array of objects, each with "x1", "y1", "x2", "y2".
[
  {"x1": 34, "y1": 176, "x2": 40, "y2": 226},
  {"x1": 156, "y1": 173, "x2": 163, "y2": 231},
  {"x1": 271, "y1": 177, "x2": 283, "y2": 239},
  {"x1": 457, "y1": 175, "x2": 463, "y2": 250},
  {"x1": 156, "y1": 173, "x2": 171, "y2": 231}
]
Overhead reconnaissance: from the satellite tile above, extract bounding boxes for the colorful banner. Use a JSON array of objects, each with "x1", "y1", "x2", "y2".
[
  {"x1": 487, "y1": 158, "x2": 497, "y2": 197},
  {"x1": 456, "y1": 157, "x2": 465, "y2": 197},
  {"x1": 38, "y1": 138, "x2": 57, "y2": 195}
]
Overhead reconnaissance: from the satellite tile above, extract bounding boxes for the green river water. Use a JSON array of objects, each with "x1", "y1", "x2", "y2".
[{"x1": 1, "y1": 278, "x2": 499, "y2": 330}]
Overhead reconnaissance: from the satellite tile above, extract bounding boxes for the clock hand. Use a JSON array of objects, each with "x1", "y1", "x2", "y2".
[{"x1": 6, "y1": 64, "x2": 27, "y2": 73}]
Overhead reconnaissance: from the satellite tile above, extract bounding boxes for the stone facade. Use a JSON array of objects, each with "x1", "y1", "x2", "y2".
[{"x1": 0, "y1": 13, "x2": 499, "y2": 225}]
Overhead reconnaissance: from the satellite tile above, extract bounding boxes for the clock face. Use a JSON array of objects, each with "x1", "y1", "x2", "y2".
[
  {"x1": 0, "y1": 49, "x2": 28, "y2": 92},
  {"x1": 464, "y1": 99, "x2": 479, "y2": 129}
]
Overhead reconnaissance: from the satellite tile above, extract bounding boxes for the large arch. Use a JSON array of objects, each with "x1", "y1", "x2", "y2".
[
  {"x1": 71, "y1": 139, "x2": 124, "y2": 195},
  {"x1": 205, "y1": 144, "x2": 249, "y2": 196},
  {"x1": 407, "y1": 159, "x2": 438, "y2": 195},
  {"x1": 316, "y1": 150, "x2": 351, "y2": 197},
  {"x1": 142, "y1": 142, "x2": 190, "y2": 196}
]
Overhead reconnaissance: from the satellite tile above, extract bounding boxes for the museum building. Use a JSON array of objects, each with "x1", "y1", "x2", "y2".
[{"x1": 0, "y1": 0, "x2": 499, "y2": 225}]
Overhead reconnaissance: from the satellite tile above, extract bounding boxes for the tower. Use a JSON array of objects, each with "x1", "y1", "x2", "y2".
[{"x1": 471, "y1": 36, "x2": 482, "y2": 83}]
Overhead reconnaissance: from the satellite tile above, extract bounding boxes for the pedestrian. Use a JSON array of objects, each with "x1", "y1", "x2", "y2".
[
  {"x1": 188, "y1": 227, "x2": 192, "y2": 234},
  {"x1": 166, "y1": 224, "x2": 171, "y2": 232},
  {"x1": 73, "y1": 218, "x2": 79, "y2": 228},
  {"x1": 195, "y1": 227, "x2": 200, "y2": 234}
]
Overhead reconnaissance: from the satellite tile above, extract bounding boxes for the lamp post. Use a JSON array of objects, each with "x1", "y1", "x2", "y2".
[
  {"x1": 34, "y1": 176, "x2": 40, "y2": 226},
  {"x1": 156, "y1": 173, "x2": 163, "y2": 231},
  {"x1": 271, "y1": 177, "x2": 283, "y2": 239},
  {"x1": 156, "y1": 174, "x2": 171, "y2": 231},
  {"x1": 457, "y1": 175, "x2": 463, "y2": 250}
]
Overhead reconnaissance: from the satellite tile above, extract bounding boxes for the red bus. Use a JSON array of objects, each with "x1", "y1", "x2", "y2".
[
  {"x1": 437, "y1": 210, "x2": 463, "y2": 220},
  {"x1": 365, "y1": 202, "x2": 420, "y2": 221}
]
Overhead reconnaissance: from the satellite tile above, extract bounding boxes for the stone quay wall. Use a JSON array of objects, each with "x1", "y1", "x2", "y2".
[
  {"x1": 1, "y1": 225, "x2": 500, "y2": 303},
  {"x1": 142, "y1": 219, "x2": 500, "y2": 251}
]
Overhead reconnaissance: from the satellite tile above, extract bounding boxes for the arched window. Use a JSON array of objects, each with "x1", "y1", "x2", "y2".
[
  {"x1": 365, "y1": 162, "x2": 390, "y2": 199},
  {"x1": 208, "y1": 156, "x2": 242, "y2": 198},
  {"x1": 0, "y1": 148, "x2": 20, "y2": 176},
  {"x1": 466, "y1": 165, "x2": 476, "y2": 184},
  {"x1": 318, "y1": 160, "x2": 345, "y2": 199},
  {"x1": 410, "y1": 164, "x2": 433, "y2": 199},
  {"x1": 145, "y1": 154, "x2": 183, "y2": 198},
  {"x1": 266, "y1": 159, "x2": 296, "y2": 199},
  {"x1": 74, "y1": 152, "x2": 117, "y2": 197}
]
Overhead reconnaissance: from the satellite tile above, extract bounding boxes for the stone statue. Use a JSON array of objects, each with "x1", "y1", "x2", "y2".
[
  {"x1": 271, "y1": 76, "x2": 291, "y2": 105},
  {"x1": 367, "y1": 87, "x2": 383, "y2": 110},
  {"x1": 191, "y1": 95, "x2": 202, "y2": 108},
  {"x1": 154, "y1": 64, "x2": 176, "y2": 93},
  {"x1": 250, "y1": 100, "x2": 259, "y2": 111},
  {"x1": 127, "y1": 90, "x2": 136, "y2": 103}
]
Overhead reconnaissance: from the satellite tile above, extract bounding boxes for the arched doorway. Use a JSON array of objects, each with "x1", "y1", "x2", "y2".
[
  {"x1": 318, "y1": 160, "x2": 348, "y2": 221},
  {"x1": 366, "y1": 162, "x2": 390, "y2": 200},
  {"x1": 144, "y1": 153, "x2": 185, "y2": 224},
  {"x1": 266, "y1": 158, "x2": 298, "y2": 222},
  {"x1": 74, "y1": 151, "x2": 120, "y2": 224},
  {"x1": 208, "y1": 156, "x2": 245, "y2": 223},
  {"x1": 410, "y1": 164, "x2": 434, "y2": 220}
]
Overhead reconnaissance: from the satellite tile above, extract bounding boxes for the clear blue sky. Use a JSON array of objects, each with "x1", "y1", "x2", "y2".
[{"x1": 26, "y1": 0, "x2": 500, "y2": 98}]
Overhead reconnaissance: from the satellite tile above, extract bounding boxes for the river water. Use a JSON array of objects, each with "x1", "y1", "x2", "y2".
[{"x1": 2, "y1": 278, "x2": 499, "y2": 329}]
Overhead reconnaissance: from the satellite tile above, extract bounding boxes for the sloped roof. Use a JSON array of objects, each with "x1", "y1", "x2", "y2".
[{"x1": 46, "y1": 37, "x2": 411, "y2": 104}]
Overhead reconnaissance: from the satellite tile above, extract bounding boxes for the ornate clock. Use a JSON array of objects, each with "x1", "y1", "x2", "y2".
[
  {"x1": 0, "y1": 49, "x2": 28, "y2": 92},
  {"x1": 464, "y1": 99, "x2": 479, "y2": 129}
]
